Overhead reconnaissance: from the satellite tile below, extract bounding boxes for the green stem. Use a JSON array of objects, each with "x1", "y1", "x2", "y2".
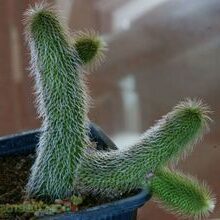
[
  {"x1": 25, "y1": 5, "x2": 90, "y2": 200},
  {"x1": 150, "y1": 167, "x2": 215, "y2": 218}
]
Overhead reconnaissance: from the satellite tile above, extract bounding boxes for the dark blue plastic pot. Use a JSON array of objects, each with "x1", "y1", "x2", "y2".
[{"x1": 0, "y1": 123, "x2": 151, "y2": 220}]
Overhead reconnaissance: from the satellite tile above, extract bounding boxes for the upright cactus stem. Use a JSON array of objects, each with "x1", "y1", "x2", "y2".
[
  {"x1": 25, "y1": 5, "x2": 90, "y2": 200},
  {"x1": 149, "y1": 167, "x2": 215, "y2": 218},
  {"x1": 76, "y1": 100, "x2": 210, "y2": 197}
]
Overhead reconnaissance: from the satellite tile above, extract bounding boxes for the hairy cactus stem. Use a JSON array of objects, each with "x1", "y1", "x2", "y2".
[{"x1": 25, "y1": 4, "x2": 90, "y2": 200}]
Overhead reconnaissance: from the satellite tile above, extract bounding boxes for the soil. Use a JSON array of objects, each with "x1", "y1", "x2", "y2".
[
  {"x1": 0, "y1": 153, "x2": 138, "y2": 219},
  {"x1": 0, "y1": 154, "x2": 35, "y2": 204}
]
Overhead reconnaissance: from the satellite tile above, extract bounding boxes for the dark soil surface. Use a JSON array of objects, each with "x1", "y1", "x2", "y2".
[
  {"x1": 0, "y1": 153, "x2": 138, "y2": 219},
  {"x1": 0, "y1": 154, "x2": 35, "y2": 204}
]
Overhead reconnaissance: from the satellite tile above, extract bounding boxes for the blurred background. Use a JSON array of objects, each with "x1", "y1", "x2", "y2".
[{"x1": 0, "y1": 0, "x2": 220, "y2": 219}]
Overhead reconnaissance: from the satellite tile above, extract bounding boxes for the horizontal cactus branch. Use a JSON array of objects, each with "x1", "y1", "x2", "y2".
[
  {"x1": 149, "y1": 167, "x2": 216, "y2": 218},
  {"x1": 76, "y1": 100, "x2": 211, "y2": 197},
  {"x1": 25, "y1": 4, "x2": 90, "y2": 200}
]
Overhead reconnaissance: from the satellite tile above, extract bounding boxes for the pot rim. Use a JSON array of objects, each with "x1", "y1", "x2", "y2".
[{"x1": 42, "y1": 189, "x2": 151, "y2": 219}]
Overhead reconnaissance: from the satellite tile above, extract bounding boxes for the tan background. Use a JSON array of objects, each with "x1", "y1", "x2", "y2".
[{"x1": 0, "y1": 0, "x2": 219, "y2": 219}]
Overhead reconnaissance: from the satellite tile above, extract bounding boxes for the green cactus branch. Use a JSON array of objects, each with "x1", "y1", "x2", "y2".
[
  {"x1": 74, "y1": 31, "x2": 106, "y2": 68},
  {"x1": 76, "y1": 100, "x2": 210, "y2": 197},
  {"x1": 25, "y1": 4, "x2": 90, "y2": 200},
  {"x1": 149, "y1": 167, "x2": 215, "y2": 218}
]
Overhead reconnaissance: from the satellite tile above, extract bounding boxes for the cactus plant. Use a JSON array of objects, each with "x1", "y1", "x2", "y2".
[{"x1": 22, "y1": 3, "x2": 216, "y2": 218}]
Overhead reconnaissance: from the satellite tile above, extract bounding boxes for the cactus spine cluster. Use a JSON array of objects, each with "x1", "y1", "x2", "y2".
[{"x1": 24, "y1": 4, "x2": 216, "y2": 218}]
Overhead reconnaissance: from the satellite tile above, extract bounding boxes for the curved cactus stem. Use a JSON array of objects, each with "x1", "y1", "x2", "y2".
[
  {"x1": 25, "y1": 4, "x2": 90, "y2": 200},
  {"x1": 73, "y1": 31, "x2": 107, "y2": 69},
  {"x1": 76, "y1": 100, "x2": 211, "y2": 197},
  {"x1": 149, "y1": 167, "x2": 216, "y2": 218}
]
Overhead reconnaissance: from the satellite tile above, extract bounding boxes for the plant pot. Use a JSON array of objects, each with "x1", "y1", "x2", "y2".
[{"x1": 0, "y1": 123, "x2": 151, "y2": 219}]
